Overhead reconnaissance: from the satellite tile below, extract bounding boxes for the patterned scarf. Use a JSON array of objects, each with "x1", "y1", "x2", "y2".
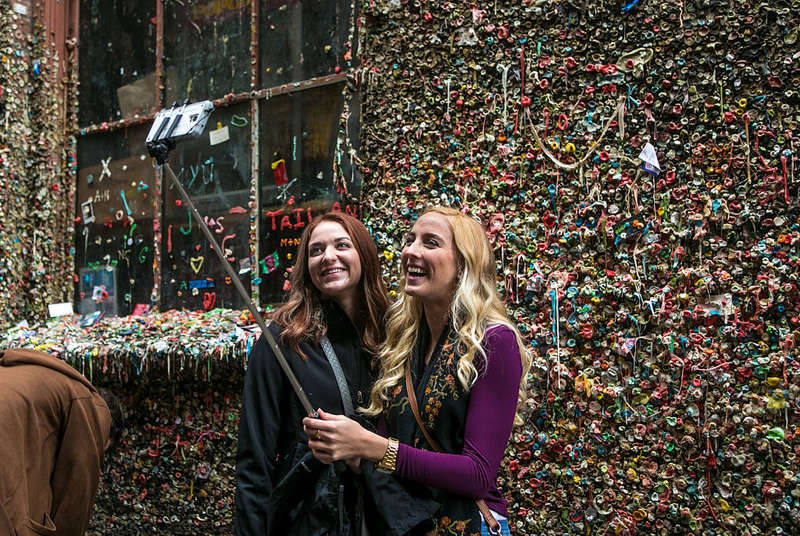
[{"x1": 383, "y1": 322, "x2": 482, "y2": 536}]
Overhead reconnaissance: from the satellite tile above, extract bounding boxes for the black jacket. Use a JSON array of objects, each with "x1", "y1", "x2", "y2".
[
  {"x1": 235, "y1": 301, "x2": 370, "y2": 536},
  {"x1": 234, "y1": 301, "x2": 439, "y2": 536}
]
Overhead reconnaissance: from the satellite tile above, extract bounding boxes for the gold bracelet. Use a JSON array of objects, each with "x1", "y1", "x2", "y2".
[{"x1": 376, "y1": 437, "x2": 399, "y2": 474}]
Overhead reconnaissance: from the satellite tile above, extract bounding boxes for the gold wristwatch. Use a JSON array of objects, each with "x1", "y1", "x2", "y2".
[{"x1": 376, "y1": 437, "x2": 399, "y2": 473}]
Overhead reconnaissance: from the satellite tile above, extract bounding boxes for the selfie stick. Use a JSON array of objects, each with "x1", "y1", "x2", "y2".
[{"x1": 146, "y1": 102, "x2": 316, "y2": 418}]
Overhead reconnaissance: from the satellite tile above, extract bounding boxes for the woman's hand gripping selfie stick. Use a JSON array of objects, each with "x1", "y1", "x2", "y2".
[{"x1": 145, "y1": 100, "x2": 316, "y2": 418}]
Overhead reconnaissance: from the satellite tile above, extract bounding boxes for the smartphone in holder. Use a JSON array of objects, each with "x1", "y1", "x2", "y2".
[{"x1": 146, "y1": 100, "x2": 214, "y2": 164}]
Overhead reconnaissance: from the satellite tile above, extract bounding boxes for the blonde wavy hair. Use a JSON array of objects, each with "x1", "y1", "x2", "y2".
[{"x1": 364, "y1": 206, "x2": 531, "y2": 425}]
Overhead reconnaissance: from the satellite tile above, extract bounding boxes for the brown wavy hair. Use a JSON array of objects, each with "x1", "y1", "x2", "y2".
[{"x1": 273, "y1": 211, "x2": 390, "y2": 362}]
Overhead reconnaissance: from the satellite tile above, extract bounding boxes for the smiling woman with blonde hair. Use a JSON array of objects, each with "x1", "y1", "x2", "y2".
[
  {"x1": 305, "y1": 206, "x2": 530, "y2": 536},
  {"x1": 235, "y1": 211, "x2": 393, "y2": 536}
]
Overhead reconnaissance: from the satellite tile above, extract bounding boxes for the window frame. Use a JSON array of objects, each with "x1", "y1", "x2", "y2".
[{"x1": 73, "y1": 0, "x2": 358, "y2": 315}]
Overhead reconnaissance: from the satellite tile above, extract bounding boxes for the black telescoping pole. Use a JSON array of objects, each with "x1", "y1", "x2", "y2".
[{"x1": 161, "y1": 162, "x2": 317, "y2": 417}]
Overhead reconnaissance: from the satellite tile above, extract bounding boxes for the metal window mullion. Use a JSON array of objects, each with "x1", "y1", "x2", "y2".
[
  {"x1": 250, "y1": 0, "x2": 260, "y2": 306},
  {"x1": 152, "y1": 0, "x2": 166, "y2": 312}
]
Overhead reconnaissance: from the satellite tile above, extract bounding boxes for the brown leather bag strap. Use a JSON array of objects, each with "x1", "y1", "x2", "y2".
[
  {"x1": 404, "y1": 366, "x2": 442, "y2": 451},
  {"x1": 404, "y1": 368, "x2": 501, "y2": 534}
]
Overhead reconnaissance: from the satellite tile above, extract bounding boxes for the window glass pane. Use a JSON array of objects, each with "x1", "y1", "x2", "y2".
[
  {"x1": 160, "y1": 103, "x2": 252, "y2": 312},
  {"x1": 78, "y1": 0, "x2": 157, "y2": 127},
  {"x1": 75, "y1": 126, "x2": 156, "y2": 317},
  {"x1": 259, "y1": 0, "x2": 352, "y2": 89},
  {"x1": 257, "y1": 83, "x2": 358, "y2": 304},
  {"x1": 164, "y1": 0, "x2": 251, "y2": 106}
]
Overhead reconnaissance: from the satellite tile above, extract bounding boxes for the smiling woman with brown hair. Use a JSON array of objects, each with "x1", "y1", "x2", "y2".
[{"x1": 235, "y1": 211, "x2": 389, "y2": 536}]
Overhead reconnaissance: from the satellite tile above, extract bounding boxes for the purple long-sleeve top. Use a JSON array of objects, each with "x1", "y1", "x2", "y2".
[{"x1": 379, "y1": 325, "x2": 522, "y2": 517}]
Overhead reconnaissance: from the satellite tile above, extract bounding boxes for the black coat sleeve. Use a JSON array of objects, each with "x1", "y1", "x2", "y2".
[{"x1": 234, "y1": 332, "x2": 288, "y2": 536}]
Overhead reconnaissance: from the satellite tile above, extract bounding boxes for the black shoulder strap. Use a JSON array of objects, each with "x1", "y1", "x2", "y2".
[{"x1": 320, "y1": 337, "x2": 354, "y2": 417}]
